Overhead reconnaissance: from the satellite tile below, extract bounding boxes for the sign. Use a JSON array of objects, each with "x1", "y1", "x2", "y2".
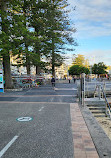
[
  {"x1": 16, "y1": 117, "x2": 33, "y2": 122},
  {"x1": 0, "y1": 74, "x2": 3, "y2": 82},
  {"x1": 0, "y1": 69, "x2": 4, "y2": 93}
]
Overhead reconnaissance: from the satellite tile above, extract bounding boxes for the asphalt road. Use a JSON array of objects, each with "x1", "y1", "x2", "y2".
[{"x1": 0, "y1": 83, "x2": 77, "y2": 158}]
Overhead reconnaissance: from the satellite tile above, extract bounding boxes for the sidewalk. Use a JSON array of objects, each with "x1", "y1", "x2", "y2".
[{"x1": 70, "y1": 103, "x2": 99, "y2": 158}]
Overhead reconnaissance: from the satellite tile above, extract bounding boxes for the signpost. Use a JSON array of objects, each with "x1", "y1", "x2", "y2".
[{"x1": 0, "y1": 69, "x2": 4, "y2": 93}]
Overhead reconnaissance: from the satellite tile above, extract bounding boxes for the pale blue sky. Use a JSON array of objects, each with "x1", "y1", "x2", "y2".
[{"x1": 66, "y1": 0, "x2": 111, "y2": 66}]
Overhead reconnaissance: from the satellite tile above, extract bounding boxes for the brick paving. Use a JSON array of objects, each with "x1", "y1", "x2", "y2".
[{"x1": 70, "y1": 103, "x2": 99, "y2": 158}]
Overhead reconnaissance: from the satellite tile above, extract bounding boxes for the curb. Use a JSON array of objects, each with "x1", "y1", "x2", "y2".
[{"x1": 5, "y1": 88, "x2": 23, "y2": 92}]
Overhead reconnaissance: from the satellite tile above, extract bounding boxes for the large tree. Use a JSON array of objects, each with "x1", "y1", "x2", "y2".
[
  {"x1": 29, "y1": 0, "x2": 50, "y2": 75},
  {"x1": 0, "y1": 0, "x2": 33, "y2": 88},
  {"x1": 92, "y1": 62, "x2": 107, "y2": 75},
  {"x1": 29, "y1": 0, "x2": 76, "y2": 76},
  {"x1": 11, "y1": 0, "x2": 35, "y2": 75},
  {"x1": 68, "y1": 65, "x2": 89, "y2": 76},
  {"x1": 0, "y1": 0, "x2": 77, "y2": 88},
  {"x1": 72, "y1": 54, "x2": 89, "y2": 68},
  {"x1": 44, "y1": 0, "x2": 76, "y2": 76},
  {"x1": 0, "y1": 0, "x2": 14, "y2": 88}
]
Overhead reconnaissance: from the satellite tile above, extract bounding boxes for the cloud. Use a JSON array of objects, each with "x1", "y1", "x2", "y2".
[
  {"x1": 75, "y1": 21, "x2": 111, "y2": 38},
  {"x1": 68, "y1": 0, "x2": 111, "y2": 38},
  {"x1": 64, "y1": 53, "x2": 73, "y2": 65},
  {"x1": 83, "y1": 50, "x2": 111, "y2": 65},
  {"x1": 64, "y1": 48, "x2": 111, "y2": 65}
]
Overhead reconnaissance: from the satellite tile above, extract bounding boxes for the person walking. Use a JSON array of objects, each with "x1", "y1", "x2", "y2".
[
  {"x1": 51, "y1": 76, "x2": 55, "y2": 87},
  {"x1": 68, "y1": 77, "x2": 70, "y2": 83},
  {"x1": 73, "y1": 77, "x2": 76, "y2": 83}
]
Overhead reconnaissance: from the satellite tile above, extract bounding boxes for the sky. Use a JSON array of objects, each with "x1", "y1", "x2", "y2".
[{"x1": 66, "y1": 0, "x2": 111, "y2": 66}]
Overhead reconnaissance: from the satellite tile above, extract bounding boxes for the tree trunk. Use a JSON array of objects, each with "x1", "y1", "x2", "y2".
[
  {"x1": 35, "y1": 52, "x2": 41, "y2": 75},
  {"x1": 26, "y1": 52, "x2": 30, "y2": 75},
  {"x1": 36, "y1": 66, "x2": 41, "y2": 75},
  {"x1": 35, "y1": 28, "x2": 41, "y2": 75},
  {"x1": 23, "y1": 1, "x2": 31, "y2": 75},
  {"x1": 52, "y1": 64, "x2": 55, "y2": 77},
  {"x1": 1, "y1": 0, "x2": 13, "y2": 89},
  {"x1": 3, "y1": 54, "x2": 13, "y2": 89},
  {"x1": 26, "y1": 64, "x2": 30, "y2": 75},
  {"x1": 52, "y1": 37, "x2": 55, "y2": 77}
]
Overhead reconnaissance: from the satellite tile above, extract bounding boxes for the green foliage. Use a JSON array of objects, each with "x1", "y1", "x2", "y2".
[
  {"x1": 53, "y1": 53, "x2": 64, "y2": 67},
  {"x1": 0, "y1": 0, "x2": 76, "y2": 86},
  {"x1": 68, "y1": 65, "x2": 89, "y2": 76},
  {"x1": 92, "y1": 62, "x2": 107, "y2": 75},
  {"x1": 72, "y1": 54, "x2": 89, "y2": 68},
  {"x1": 43, "y1": 0, "x2": 76, "y2": 75}
]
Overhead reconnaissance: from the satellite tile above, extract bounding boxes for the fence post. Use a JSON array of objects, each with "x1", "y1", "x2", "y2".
[
  {"x1": 103, "y1": 81, "x2": 106, "y2": 93},
  {"x1": 80, "y1": 73, "x2": 85, "y2": 106},
  {"x1": 98, "y1": 84, "x2": 101, "y2": 100}
]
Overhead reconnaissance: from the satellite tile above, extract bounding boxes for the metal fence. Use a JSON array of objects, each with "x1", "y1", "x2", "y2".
[
  {"x1": 12, "y1": 75, "x2": 46, "y2": 89},
  {"x1": 77, "y1": 79, "x2": 111, "y2": 100},
  {"x1": 85, "y1": 81, "x2": 111, "y2": 94}
]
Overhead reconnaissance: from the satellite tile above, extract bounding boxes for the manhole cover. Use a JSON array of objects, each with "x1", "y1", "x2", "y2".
[{"x1": 16, "y1": 117, "x2": 33, "y2": 122}]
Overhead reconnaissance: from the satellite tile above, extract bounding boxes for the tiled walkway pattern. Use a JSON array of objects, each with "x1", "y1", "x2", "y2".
[{"x1": 70, "y1": 103, "x2": 99, "y2": 158}]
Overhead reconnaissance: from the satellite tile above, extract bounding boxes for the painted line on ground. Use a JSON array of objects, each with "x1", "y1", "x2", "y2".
[
  {"x1": 0, "y1": 136, "x2": 18, "y2": 158},
  {"x1": 0, "y1": 101, "x2": 72, "y2": 104},
  {"x1": 54, "y1": 88, "x2": 77, "y2": 90},
  {"x1": 38, "y1": 107, "x2": 44, "y2": 112},
  {"x1": 0, "y1": 95, "x2": 76, "y2": 97},
  {"x1": 50, "y1": 97, "x2": 54, "y2": 102}
]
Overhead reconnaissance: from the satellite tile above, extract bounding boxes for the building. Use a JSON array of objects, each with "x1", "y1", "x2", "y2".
[{"x1": 55, "y1": 63, "x2": 69, "y2": 79}]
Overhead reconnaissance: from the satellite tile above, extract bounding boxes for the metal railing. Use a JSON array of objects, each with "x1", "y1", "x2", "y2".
[
  {"x1": 94, "y1": 84, "x2": 111, "y2": 118},
  {"x1": 77, "y1": 79, "x2": 111, "y2": 115},
  {"x1": 85, "y1": 81, "x2": 111, "y2": 92},
  {"x1": 12, "y1": 75, "x2": 45, "y2": 89},
  {"x1": 101, "y1": 86, "x2": 111, "y2": 118},
  {"x1": 94, "y1": 84, "x2": 101, "y2": 99}
]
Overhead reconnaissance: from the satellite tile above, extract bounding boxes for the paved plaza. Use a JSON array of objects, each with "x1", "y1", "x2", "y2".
[{"x1": 0, "y1": 83, "x2": 111, "y2": 158}]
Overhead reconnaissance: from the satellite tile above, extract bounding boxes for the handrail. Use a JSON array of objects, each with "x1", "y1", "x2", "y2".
[
  {"x1": 94, "y1": 85, "x2": 98, "y2": 98},
  {"x1": 100, "y1": 86, "x2": 111, "y2": 118},
  {"x1": 93, "y1": 84, "x2": 111, "y2": 118}
]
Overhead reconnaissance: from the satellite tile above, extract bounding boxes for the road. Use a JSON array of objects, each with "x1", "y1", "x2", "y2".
[{"x1": 0, "y1": 83, "x2": 77, "y2": 158}]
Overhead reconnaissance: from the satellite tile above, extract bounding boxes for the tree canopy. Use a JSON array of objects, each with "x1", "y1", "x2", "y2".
[
  {"x1": 0, "y1": 0, "x2": 76, "y2": 88},
  {"x1": 72, "y1": 54, "x2": 89, "y2": 68},
  {"x1": 92, "y1": 62, "x2": 107, "y2": 75},
  {"x1": 68, "y1": 65, "x2": 89, "y2": 76}
]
